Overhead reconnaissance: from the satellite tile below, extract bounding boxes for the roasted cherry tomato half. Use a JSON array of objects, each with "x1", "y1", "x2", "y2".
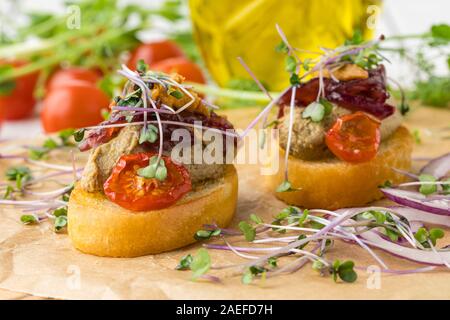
[
  {"x1": 325, "y1": 111, "x2": 381, "y2": 163},
  {"x1": 152, "y1": 57, "x2": 207, "y2": 84},
  {"x1": 103, "y1": 153, "x2": 192, "y2": 212}
]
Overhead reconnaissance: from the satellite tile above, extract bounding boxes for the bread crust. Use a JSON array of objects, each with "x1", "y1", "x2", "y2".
[
  {"x1": 68, "y1": 165, "x2": 238, "y2": 257},
  {"x1": 270, "y1": 126, "x2": 413, "y2": 209}
]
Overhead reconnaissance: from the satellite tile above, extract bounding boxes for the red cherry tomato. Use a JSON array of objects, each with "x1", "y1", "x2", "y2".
[
  {"x1": 127, "y1": 40, "x2": 185, "y2": 70},
  {"x1": 152, "y1": 57, "x2": 206, "y2": 84},
  {"x1": 325, "y1": 112, "x2": 381, "y2": 163},
  {"x1": 0, "y1": 60, "x2": 39, "y2": 120},
  {"x1": 47, "y1": 67, "x2": 101, "y2": 91},
  {"x1": 103, "y1": 153, "x2": 192, "y2": 212},
  {"x1": 41, "y1": 82, "x2": 109, "y2": 133}
]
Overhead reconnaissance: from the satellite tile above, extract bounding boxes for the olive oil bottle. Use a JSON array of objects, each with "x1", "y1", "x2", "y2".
[{"x1": 189, "y1": 0, "x2": 380, "y2": 90}]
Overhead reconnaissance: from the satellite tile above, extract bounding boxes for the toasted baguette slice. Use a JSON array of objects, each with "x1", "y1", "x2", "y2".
[
  {"x1": 270, "y1": 127, "x2": 413, "y2": 209},
  {"x1": 68, "y1": 165, "x2": 238, "y2": 257}
]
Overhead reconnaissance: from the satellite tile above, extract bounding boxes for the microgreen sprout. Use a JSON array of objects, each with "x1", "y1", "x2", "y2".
[
  {"x1": 419, "y1": 174, "x2": 438, "y2": 195},
  {"x1": 414, "y1": 227, "x2": 445, "y2": 247},
  {"x1": 139, "y1": 124, "x2": 159, "y2": 144},
  {"x1": 176, "y1": 254, "x2": 193, "y2": 270},
  {"x1": 190, "y1": 248, "x2": 211, "y2": 280},
  {"x1": 20, "y1": 214, "x2": 38, "y2": 225},
  {"x1": 238, "y1": 221, "x2": 256, "y2": 242},
  {"x1": 6, "y1": 166, "x2": 32, "y2": 189},
  {"x1": 137, "y1": 156, "x2": 167, "y2": 181},
  {"x1": 194, "y1": 229, "x2": 221, "y2": 241},
  {"x1": 29, "y1": 129, "x2": 75, "y2": 160}
]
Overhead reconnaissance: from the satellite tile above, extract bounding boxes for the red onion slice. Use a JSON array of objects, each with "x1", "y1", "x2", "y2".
[
  {"x1": 420, "y1": 152, "x2": 450, "y2": 179},
  {"x1": 381, "y1": 188, "x2": 450, "y2": 216},
  {"x1": 360, "y1": 231, "x2": 450, "y2": 266}
]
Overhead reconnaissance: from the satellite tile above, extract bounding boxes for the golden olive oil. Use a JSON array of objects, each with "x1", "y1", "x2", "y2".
[{"x1": 189, "y1": 0, "x2": 380, "y2": 90}]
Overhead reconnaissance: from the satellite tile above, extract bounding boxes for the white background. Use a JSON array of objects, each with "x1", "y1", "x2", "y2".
[{"x1": 1, "y1": 0, "x2": 449, "y2": 138}]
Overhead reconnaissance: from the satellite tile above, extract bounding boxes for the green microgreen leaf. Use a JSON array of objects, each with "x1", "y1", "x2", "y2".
[
  {"x1": 190, "y1": 248, "x2": 211, "y2": 280},
  {"x1": 241, "y1": 269, "x2": 253, "y2": 284},
  {"x1": 276, "y1": 180, "x2": 300, "y2": 193},
  {"x1": 337, "y1": 260, "x2": 357, "y2": 283},
  {"x1": 74, "y1": 129, "x2": 86, "y2": 142},
  {"x1": 285, "y1": 56, "x2": 297, "y2": 73},
  {"x1": 419, "y1": 174, "x2": 437, "y2": 195},
  {"x1": 136, "y1": 59, "x2": 148, "y2": 73},
  {"x1": 169, "y1": 90, "x2": 184, "y2": 99},
  {"x1": 239, "y1": 221, "x2": 256, "y2": 242},
  {"x1": 268, "y1": 257, "x2": 278, "y2": 268},
  {"x1": 58, "y1": 128, "x2": 75, "y2": 145},
  {"x1": 302, "y1": 102, "x2": 326, "y2": 122},
  {"x1": 194, "y1": 229, "x2": 221, "y2": 241},
  {"x1": 6, "y1": 166, "x2": 32, "y2": 189},
  {"x1": 275, "y1": 41, "x2": 289, "y2": 53},
  {"x1": 250, "y1": 214, "x2": 263, "y2": 225},
  {"x1": 53, "y1": 207, "x2": 67, "y2": 217},
  {"x1": 139, "y1": 125, "x2": 158, "y2": 144},
  {"x1": 290, "y1": 73, "x2": 300, "y2": 86},
  {"x1": 20, "y1": 214, "x2": 38, "y2": 225},
  {"x1": 319, "y1": 98, "x2": 333, "y2": 115},
  {"x1": 43, "y1": 138, "x2": 58, "y2": 150},
  {"x1": 3, "y1": 185, "x2": 14, "y2": 199},
  {"x1": 429, "y1": 228, "x2": 445, "y2": 245},
  {"x1": 54, "y1": 215, "x2": 68, "y2": 232},
  {"x1": 176, "y1": 254, "x2": 193, "y2": 270}
]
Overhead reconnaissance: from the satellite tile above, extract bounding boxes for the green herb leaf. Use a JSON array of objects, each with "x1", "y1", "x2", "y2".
[
  {"x1": 268, "y1": 257, "x2": 278, "y2": 268},
  {"x1": 275, "y1": 41, "x2": 288, "y2": 53},
  {"x1": 429, "y1": 228, "x2": 445, "y2": 246},
  {"x1": 3, "y1": 185, "x2": 14, "y2": 199},
  {"x1": 54, "y1": 215, "x2": 68, "y2": 232},
  {"x1": 137, "y1": 59, "x2": 148, "y2": 73},
  {"x1": 239, "y1": 221, "x2": 256, "y2": 242},
  {"x1": 74, "y1": 129, "x2": 86, "y2": 142},
  {"x1": 285, "y1": 56, "x2": 297, "y2": 73},
  {"x1": 302, "y1": 102, "x2": 325, "y2": 122},
  {"x1": 190, "y1": 248, "x2": 211, "y2": 280},
  {"x1": 319, "y1": 98, "x2": 333, "y2": 115},
  {"x1": 276, "y1": 180, "x2": 300, "y2": 193},
  {"x1": 43, "y1": 138, "x2": 58, "y2": 150},
  {"x1": 20, "y1": 214, "x2": 38, "y2": 225},
  {"x1": 176, "y1": 254, "x2": 193, "y2": 270},
  {"x1": 53, "y1": 207, "x2": 67, "y2": 217},
  {"x1": 419, "y1": 174, "x2": 437, "y2": 195},
  {"x1": 58, "y1": 128, "x2": 75, "y2": 145},
  {"x1": 194, "y1": 229, "x2": 221, "y2": 241},
  {"x1": 250, "y1": 214, "x2": 263, "y2": 225},
  {"x1": 290, "y1": 73, "x2": 300, "y2": 86},
  {"x1": 241, "y1": 269, "x2": 253, "y2": 284},
  {"x1": 139, "y1": 125, "x2": 158, "y2": 144},
  {"x1": 338, "y1": 260, "x2": 357, "y2": 283},
  {"x1": 170, "y1": 90, "x2": 184, "y2": 99}
]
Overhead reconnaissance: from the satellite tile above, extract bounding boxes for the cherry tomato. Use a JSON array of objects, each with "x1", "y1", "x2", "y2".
[
  {"x1": 47, "y1": 67, "x2": 101, "y2": 91},
  {"x1": 0, "y1": 60, "x2": 39, "y2": 120},
  {"x1": 325, "y1": 112, "x2": 381, "y2": 163},
  {"x1": 41, "y1": 82, "x2": 109, "y2": 133},
  {"x1": 103, "y1": 153, "x2": 192, "y2": 212},
  {"x1": 127, "y1": 40, "x2": 185, "y2": 70},
  {"x1": 152, "y1": 57, "x2": 206, "y2": 84}
]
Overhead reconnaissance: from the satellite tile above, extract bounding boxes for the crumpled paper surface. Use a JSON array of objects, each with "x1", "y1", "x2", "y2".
[{"x1": 0, "y1": 107, "x2": 449, "y2": 300}]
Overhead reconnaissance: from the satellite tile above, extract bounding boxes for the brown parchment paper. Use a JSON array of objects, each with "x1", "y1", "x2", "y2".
[{"x1": 0, "y1": 106, "x2": 449, "y2": 300}]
